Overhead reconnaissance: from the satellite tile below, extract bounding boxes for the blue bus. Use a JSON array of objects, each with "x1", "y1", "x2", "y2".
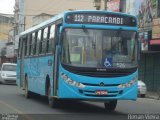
[{"x1": 17, "y1": 10, "x2": 138, "y2": 111}]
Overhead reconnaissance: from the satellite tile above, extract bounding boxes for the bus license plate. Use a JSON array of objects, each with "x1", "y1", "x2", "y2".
[{"x1": 95, "y1": 90, "x2": 108, "y2": 95}]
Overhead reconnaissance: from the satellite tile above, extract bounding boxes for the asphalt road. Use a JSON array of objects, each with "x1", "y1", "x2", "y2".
[{"x1": 0, "y1": 84, "x2": 160, "y2": 120}]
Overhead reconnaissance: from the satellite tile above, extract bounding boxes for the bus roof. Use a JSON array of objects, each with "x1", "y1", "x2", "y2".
[{"x1": 19, "y1": 10, "x2": 137, "y2": 37}]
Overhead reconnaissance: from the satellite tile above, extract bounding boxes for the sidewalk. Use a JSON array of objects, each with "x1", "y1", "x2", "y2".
[{"x1": 146, "y1": 91, "x2": 160, "y2": 100}]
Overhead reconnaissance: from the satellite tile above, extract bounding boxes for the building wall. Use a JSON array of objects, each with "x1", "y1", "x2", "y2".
[
  {"x1": 123, "y1": 0, "x2": 160, "y2": 92},
  {"x1": 32, "y1": 14, "x2": 53, "y2": 26},
  {"x1": 24, "y1": 0, "x2": 95, "y2": 29},
  {"x1": 139, "y1": 53, "x2": 160, "y2": 92},
  {"x1": 0, "y1": 14, "x2": 14, "y2": 63},
  {"x1": 0, "y1": 14, "x2": 13, "y2": 40},
  {"x1": 94, "y1": 0, "x2": 122, "y2": 12}
]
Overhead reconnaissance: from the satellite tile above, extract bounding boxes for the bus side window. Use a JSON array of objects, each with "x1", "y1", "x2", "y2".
[
  {"x1": 24, "y1": 36, "x2": 28, "y2": 57},
  {"x1": 47, "y1": 24, "x2": 55, "y2": 53},
  {"x1": 30, "y1": 33, "x2": 34, "y2": 56},
  {"x1": 18, "y1": 38, "x2": 22, "y2": 58},
  {"x1": 26, "y1": 34, "x2": 30, "y2": 56},
  {"x1": 33, "y1": 32, "x2": 38, "y2": 55},
  {"x1": 42, "y1": 27, "x2": 48, "y2": 54},
  {"x1": 37, "y1": 30, "x2": 42, "y2": 55},
  {"x1": 28, "y1": 34, "x2": 32, "y2": 56},
  {"x1": 39, "y1": 30, "x2": 43, "y2": 54}
]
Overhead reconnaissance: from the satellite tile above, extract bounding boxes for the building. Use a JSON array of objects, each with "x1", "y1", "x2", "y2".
[
  {"x1": 0, "y1": 13, "x2": 14, "y2": 64},
  {"x1": 0, "y1": 13, "x2": 13, "y2": 41}
]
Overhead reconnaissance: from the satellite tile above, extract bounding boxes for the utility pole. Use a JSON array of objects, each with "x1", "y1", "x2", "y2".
[{"x1": 18, "y1": 0, "x2": 25, "y2": 33}]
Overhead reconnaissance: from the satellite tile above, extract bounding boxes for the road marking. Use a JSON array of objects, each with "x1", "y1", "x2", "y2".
[
  {"x1": 0, "y1": 100, "x2": 23, "y2": 114},
  {"x1": 0, "y1": 100, "x2": 34, "y2": 120}
]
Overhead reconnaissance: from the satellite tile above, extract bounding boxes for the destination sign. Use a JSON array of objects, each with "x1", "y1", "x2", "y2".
[{"x1": 66, "y1": 13, "x2": 137, "y2": 27}]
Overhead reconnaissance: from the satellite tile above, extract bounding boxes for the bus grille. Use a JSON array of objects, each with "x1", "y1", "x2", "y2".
[{"x1": 82, "y1": 83, "x2": 120, "y2": 87}]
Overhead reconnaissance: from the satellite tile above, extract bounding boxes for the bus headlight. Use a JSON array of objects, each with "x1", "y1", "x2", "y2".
[
  {"x1": 118, "y1": 77, "x2": 138, "y2": 89},
  {"x1": 61, "y1": 73, "x2": 85, "y2": 88}
]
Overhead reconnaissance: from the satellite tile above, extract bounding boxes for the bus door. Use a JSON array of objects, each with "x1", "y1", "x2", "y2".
[
  {"x1": 20, "y1": 36, "x2": 26, "y2": 89},
  {"x1": 53, "y1": 22, "x2": 62, "y2": 96}
]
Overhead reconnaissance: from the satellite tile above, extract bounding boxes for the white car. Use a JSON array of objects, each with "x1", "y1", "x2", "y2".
[
  {"x1": 0, "y1": 63, "x2": 17, "y2": 84},
  {"x1": 138, "y1": 80, "x2": 147, "y2": 98}
]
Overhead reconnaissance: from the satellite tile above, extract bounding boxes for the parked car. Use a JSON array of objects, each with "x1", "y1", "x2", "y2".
[
  {"x1": 138, "y1": 80, "x2": 147, "y2": 98},
  {"x1": 0, "y1": 63, "x2": 17, "y2": 84}
]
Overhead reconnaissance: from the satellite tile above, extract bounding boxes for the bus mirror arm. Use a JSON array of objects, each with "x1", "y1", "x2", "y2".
[{"x1": 136, "y1": 32, "x2": 140, "y2": 61}]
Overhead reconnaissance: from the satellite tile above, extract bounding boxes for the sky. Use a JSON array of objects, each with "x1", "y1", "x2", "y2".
[{"x1": 0, "y1": 0, "x2": 15, "y2": 14}]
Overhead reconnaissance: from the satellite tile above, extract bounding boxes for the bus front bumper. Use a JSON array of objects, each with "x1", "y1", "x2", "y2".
[{"x1": 58, "y1": 81, "x2": 138, "y2": 101}]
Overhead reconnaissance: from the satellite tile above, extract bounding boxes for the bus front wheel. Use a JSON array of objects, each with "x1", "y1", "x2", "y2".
[
  {"x1": 48, "y1": 86, "x2": 59, "y2": 108},
  {"x1": 104, "y1": 100, "x2": 117, "y2": 111}
]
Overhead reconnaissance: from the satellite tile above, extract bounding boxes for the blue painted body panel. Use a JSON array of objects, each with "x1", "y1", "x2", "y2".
[
  {"x1": 58, "y1": 65, "x2": 138, "y2": 101},
  {"x1": 17, "y1": 56, "x2": 54, "y2": 95}
]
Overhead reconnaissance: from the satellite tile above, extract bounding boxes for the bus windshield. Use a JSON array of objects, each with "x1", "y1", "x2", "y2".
[{"x1": 61, "y1": 28, "x2": 137, "y2": 68}]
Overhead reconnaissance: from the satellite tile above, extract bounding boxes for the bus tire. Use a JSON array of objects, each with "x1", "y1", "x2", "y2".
[
  {"x1": 25, "y1": 78, "x2": 32, "y2": 99},
  {"x1": 48, "y1": 86, "x2": 59, "y2": 108},
  {"x1": 104, "y1": 100, "x2": 117, "y2": 111}
]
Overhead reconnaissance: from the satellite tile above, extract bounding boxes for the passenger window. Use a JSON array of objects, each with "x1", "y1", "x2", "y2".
[
  {"x1": 29, "y1": 34, "x2": 32, "y2": 56},
  {"x1": 30, "y1": 33, "x2": 35, "y2": 55},
  {"x1": 32, "y1": 32, "x2": 37, "y2": 55},
  {"x1": 26, "y1": 35, "x2": 30, "y2": 56},
  {"x1": 42, "y1": 27, "x2": 48, "y2": 54},
  {"x1": 37, "y1": 30, "x2": 42, "y2": 55},
  {"x1": 18, "y1": 38, "x2": 22, "y2": 58},
  {"x1": 24, "y1": 36, "x2": 28, "y2": 56},
  {"x1": 47, "y1": 24, "x2": 55, "y2": 53}
]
